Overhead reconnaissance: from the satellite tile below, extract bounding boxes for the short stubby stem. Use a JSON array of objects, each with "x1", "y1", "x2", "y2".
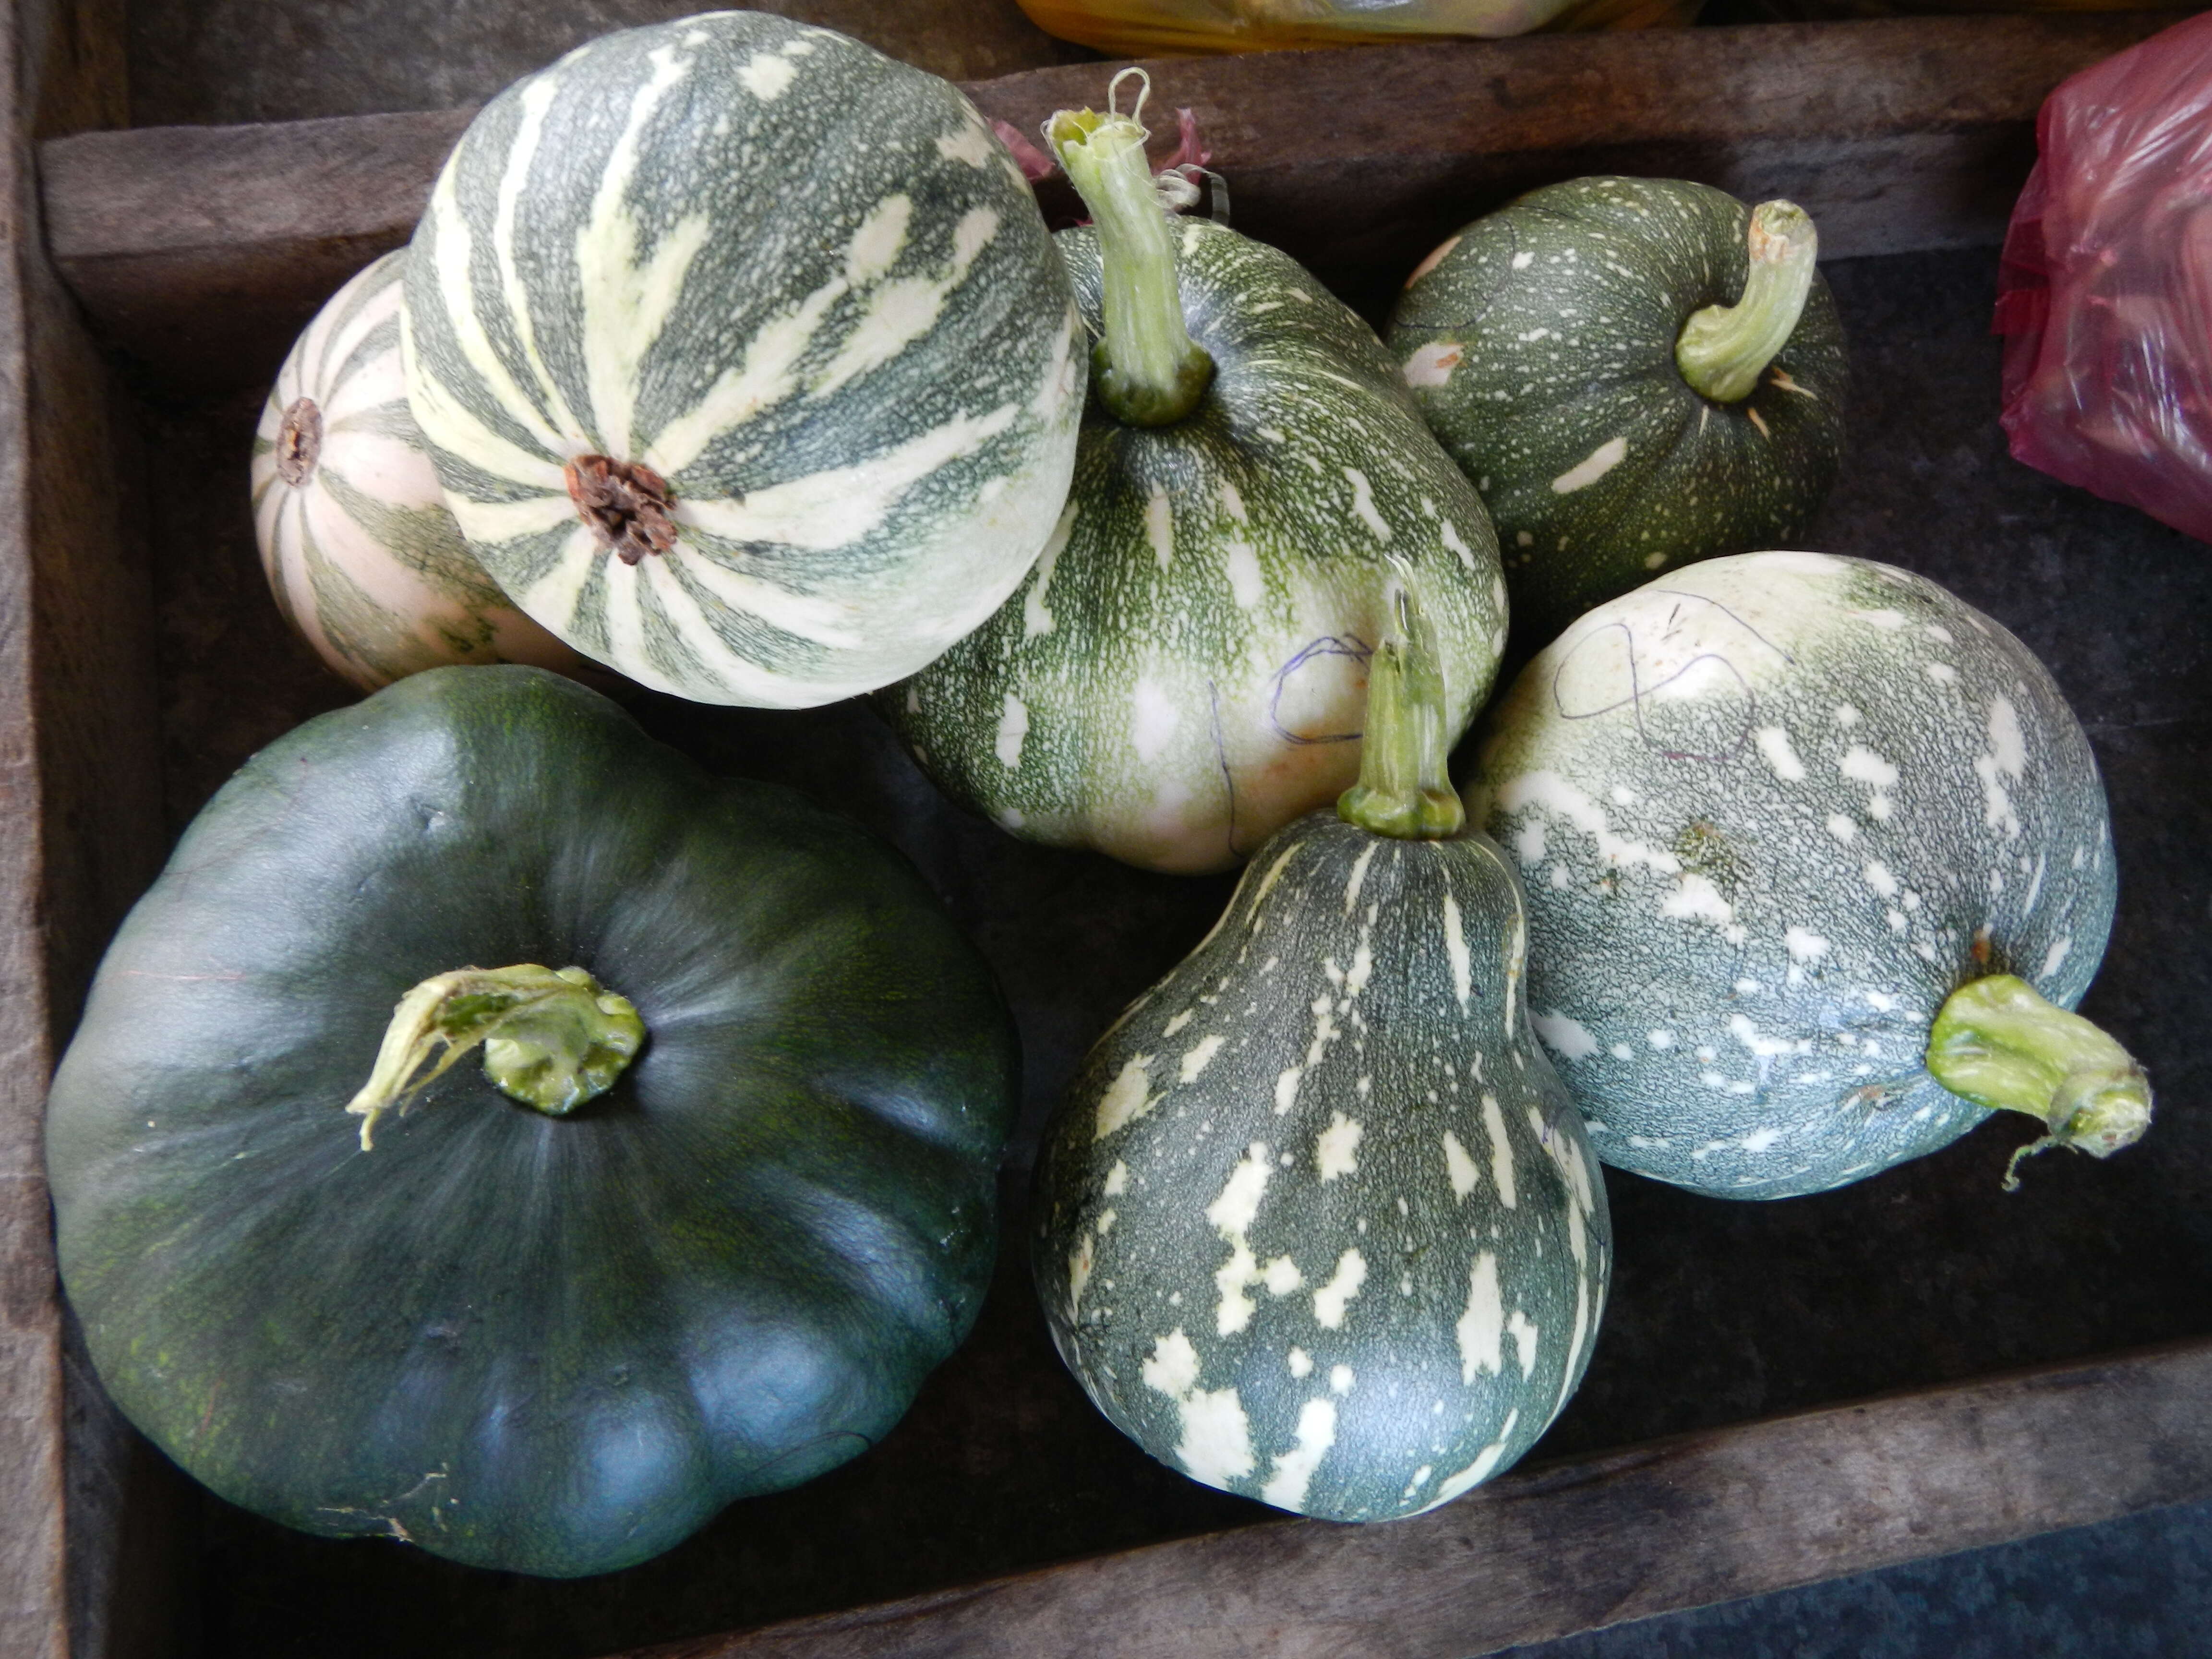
[
  {"x1": 276, "y1": 397, "x2": 323, "y2": 489},
  {"x1": 1047, "y1": 80, "x2": 1215, "y2": 428},
  {"x1": 1924, "y1": 973, "x2": 2152, "y2": 1191},
  {"x1": 1337, "y1": 581, "x2": 1465, "y2": 841},
  {"x1": 1675, "y1": 200, "x2": 1819, "y2": 405},
  {"x1": 346, "y1": 964, "x2": 645, "y2": 1150},
  {"x1": 566, "y1": 455, "x2": 678, "y2": 565}
]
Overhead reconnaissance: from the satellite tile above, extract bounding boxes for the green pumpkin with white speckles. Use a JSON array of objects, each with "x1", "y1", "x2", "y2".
[
  {"x1": 1388, "y1": 178, "x2": 1847, "y2": 642},
  {"x1": 1033, "y1": 812, "x2": 1611, "y2": 1520},
  {"x1": 885, "y1": 216, "x2": 1509, "y2": 875},
  {"x1": 1467, "y1": 551, "x2": 2117, "y2": 1199}
]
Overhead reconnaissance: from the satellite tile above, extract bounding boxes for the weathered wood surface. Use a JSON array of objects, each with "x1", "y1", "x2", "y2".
[
  {"x1": 632, "y1": 1339, "x2": 2212, "y2": 1659},
  {"x1": 127, "y1": 0, "x2": 1090, "y2": 127},
  {"x1": 39, "y1": 12, "x2": 2172, "y2": 391},
  {"x1": 0, "y1": 0, "x2": 165, "y2": 1657}
]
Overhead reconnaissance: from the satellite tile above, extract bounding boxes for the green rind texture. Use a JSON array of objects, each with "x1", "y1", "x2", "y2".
[
  {"x1": 403, "y1": 13, "x2": 1083, "y2": 708},
  {"x1": 1467, "y1": 552, "x2": 2114, "y2": 1199},
  {"x1": 1034, "y1": 814, "x2": 1611, "y2": 1520},
  {"x1": 1388, "y1": 177, "x2": 1848, "y2": 641},
  {"x1": 885, "y1": 218, "x2": 1507, "y2": 875},
  {"x1": 45, "y1": 666, "x2": 1019, "y2": 1577}
]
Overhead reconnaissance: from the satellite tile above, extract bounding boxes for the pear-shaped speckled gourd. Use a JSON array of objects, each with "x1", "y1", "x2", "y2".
[
  {"x1": 1033, "y1": 593, "x2": 1609, "y2": 1520},
  {"x1": 1388, "y1": 178, "x2": 1847, "y2": 642},
  {"x1": 1468, "y1": 551, "x2": 2150, "y2": 1199},
  {"x1": 886, "y1": 84, "x2": 1505, "y2": 874}
]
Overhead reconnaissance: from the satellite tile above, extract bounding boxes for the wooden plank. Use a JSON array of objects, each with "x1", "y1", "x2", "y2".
[
  {"x1": 0, "y1": 2, "x2": 166, "y2": 1657},
  {"x1": 38, "y1": 12, "x2": 2172, "y2": 391},
  {"x1": 628, "y1": 1338, "x2": 2212, "y2": 1659}
]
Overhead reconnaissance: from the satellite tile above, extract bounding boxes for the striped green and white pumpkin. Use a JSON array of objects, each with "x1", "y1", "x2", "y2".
[
  {"x1": 886, "y1": 105, "x2": 1505, "y2": 874},
  {"x1": 402, "y1": 12, "x2": 1084, "y2": 708},
  {"x1": 251, "y1": 252, "x2": 587, "y2": 692},
  {"x1": 1388, "y1": 179, "x2": 1847, "y2": 642},
  {"x1": 1468, "y1": 551, "x2": 2131, "y2": 1199},
  {"x1": 1034, "y1": 599, "x2": 1608, "y2": 1519}
]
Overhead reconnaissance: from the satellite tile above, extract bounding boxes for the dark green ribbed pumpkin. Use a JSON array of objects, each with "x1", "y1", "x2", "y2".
[
  {"x1": 45, "y1": 666, "x2": 1017, "y2": 1577},
  {"x1": 1033, "y1": 595, "x2": 1609, "y2": 1520},
  {"x1": 1388, "y1": 177, "x2": 1847, "y2": 640}
]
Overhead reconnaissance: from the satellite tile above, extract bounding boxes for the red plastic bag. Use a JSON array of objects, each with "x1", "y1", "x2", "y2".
[{"x1": 1996, "y1": 12, "x2": 2212, "y2": 544}]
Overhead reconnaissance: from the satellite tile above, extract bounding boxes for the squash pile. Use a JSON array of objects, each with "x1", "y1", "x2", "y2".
[{"x1": 49, "y1": 8, "x2": 2155, "y2": 1583}]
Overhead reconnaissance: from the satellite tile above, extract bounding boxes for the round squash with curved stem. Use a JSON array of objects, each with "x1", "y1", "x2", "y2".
[
  {"x1": 403, "y1": 12, "x2": 1084, "y2": 707},
  {"x1": 1388, "y1": 178, "x2": 1848, "y2": 641},
  {"x1": 885, "y1": 83, "x2": 1506, "y2": 874},
  {"x1": 252, "y1": 251, "x2": 589, "y2": 690},
  {"x1": 1034, "y1": 590, "x2": 1608, "y2": 1521},
  {"x1": 45, "y1": 667, "x2": 1019, "y2": 1577},
  {"x1": 1467, "y1": 551, "x2": 2149, "y2": 1199}
]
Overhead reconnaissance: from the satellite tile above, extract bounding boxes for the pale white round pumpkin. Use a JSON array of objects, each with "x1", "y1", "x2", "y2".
[{"x1": 251, "y1": 251, "x2": 589, "y2": 692}]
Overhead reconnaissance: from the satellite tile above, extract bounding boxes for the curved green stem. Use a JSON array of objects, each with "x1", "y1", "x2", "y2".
[
  {"x1": 1924, "y1": 973, "x2": 2152, "y2": 1191},
  {"x1": 1675, "y1": 200, "x2": 1818, "y2": 404},
  {"x1": 346, "y1": 964, "x2": 644, "y2": 1150},
  {"x1": 1047, "y1": 78, "x2": 1214, "y2": 427},
  {"x1": 1338, "y1": 581, "x2": 1465, "y2": 841}
]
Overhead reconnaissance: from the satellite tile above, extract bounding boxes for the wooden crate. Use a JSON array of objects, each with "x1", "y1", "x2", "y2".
[{"x1": 6, "y1": 6, "x2": 2211, "y2": 1657}]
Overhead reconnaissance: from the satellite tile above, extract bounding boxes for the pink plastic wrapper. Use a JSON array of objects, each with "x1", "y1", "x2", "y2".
[{"x1": 1996, "y1": 11, "x2": 2212, "y2": 544}]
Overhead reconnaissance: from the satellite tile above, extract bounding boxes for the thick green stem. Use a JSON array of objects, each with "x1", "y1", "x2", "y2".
[
  {"x1": 1048, "y1": 80, "x2": 1214, "y2": 427},
  {"x1": 1337, "y1": 582, "x2": 1465, "y2": 841},
  {"x1": 1675, "y1": 200, "x2": 1819, "y2": 404},
  {"x1": 346, "y1": 964, "x2": 644, "y2": 1150},
  {"x1": 1924, "y1": 973, "x2": 2152, "y2": 1191}
]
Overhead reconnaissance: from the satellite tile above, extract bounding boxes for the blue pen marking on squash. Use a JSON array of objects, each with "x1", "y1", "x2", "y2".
[{"x1": 1269, "y1": 635, "x2": 1372, "y2": 745}]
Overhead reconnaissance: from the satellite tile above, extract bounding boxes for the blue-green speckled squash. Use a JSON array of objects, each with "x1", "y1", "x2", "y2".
[
  {"x1": 1389, "y1": 179, "x2": 1846, "y2": 642},
  {"x1": 1468, "y1": 551, "x2": 2149, "y2": 1199}
]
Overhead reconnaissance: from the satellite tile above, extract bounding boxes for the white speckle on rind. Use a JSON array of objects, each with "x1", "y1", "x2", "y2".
[
  {"x1": 1429, "y1": 1408, "x2": 1520, "y2": 1508},
  {"x1": 1863, "y1": 861, "x2": 1899, "y2": 898},
  {"x1": 994, "y1": 693, "x2": 1028, "y2": 769},
  {"x1": 738, "y1": 49, "x2": 799, "y2": 99},
  {"x1": 1456, "y1": 1252, "x2": 1505, "y2": 1382},
  {"x1": 1402, "y1": 341, "x2": 1464, "y2": 388},
  {"x1": 1755, "y1": 726, "x2": 1806, "y2": 781},
  {"x1": 1345, "y1": 468, "x2": 1392, "y2": 541},
  {"x1": 1315, "y1": 1112, "x2": 1363, "y2": 1181},
  {"x1": 1826, "y1": 814, "x2": 1857, "y2": 843},
  {"x1": 1785, "y1": 927, "x2": 1829, "y2": 963},
  {"x1": 1142, "y1": 1328, "x2": 1201, "y2": 1399},
  {"x1": 1551, "y1": 436, "x2": 1629, "y2": 494},
  {"x1": 1094, "y1": 1055, "x2": 1156, "y2": 1139},
  {"x1": 1287, "y1": 1347, "x2": 1313, "y2": 1379},
  {"x1": 1104, "y1": 1160, "x2": 1129, "y2": 1197},
  {"x1": 1178, "y1": 1034, "x2": 1227, "y2": 1083},
  {"x1": 1442, "y1": 893, "x2": 1473, "y2": 1010},
  {"x1": 1223, "y1": 540, "x2": 1264, "y2": 609},
  {"x1": 1208, "y1": 1143, "x2": 1275, "y2": 1335},
  {"x1": 1260, "y1": 1399, "x2": 1338, "y2": 1511},
  {"x1": 1443, "y1": 1130, "x2": 1480, "y2": 1200},
  {"x1": 1481, "y1": 1093, "x2": 1517, "y2": 1209},
  {"x1": 936, "y1": 121, "x2": 996, "y2": 168},
  {"x1": 1506, "y1": 1310, "x2": 1539, "y2": 1376},
  {"x1": 1144, "y1": 486, "x2": 1174, "y2": 569},
  {"x1": 1343, "y1": 842, "x2": 1381, "y2": 915},
  {"x1": 1330, "y1": 1365, "x2": 1355, "y2": 1395},
  {"x1": 1975, "y1": 694, "x2": 2028, "y2": 841},
  {"x1": 1130, "y1": 677, "x2": 1178, "y2": 764},
  {"x1": 1312, "y1": 1248, "x2": 1368, "y2": 1329},
  {"x1": 1021, "y1": 501, "x2": 1076, "y2": 637},
  {"x1": 1532, "y1": 1010, "x2": 1599, "y2": 1061},
  {"x1": 2041, "y1": 936, "x2": 2072, "y2": 979}
]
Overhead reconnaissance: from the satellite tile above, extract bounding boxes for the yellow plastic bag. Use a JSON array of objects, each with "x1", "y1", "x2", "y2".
[{"x1": 1014, "y1": 0, "x2": 1697, "y2": 56}]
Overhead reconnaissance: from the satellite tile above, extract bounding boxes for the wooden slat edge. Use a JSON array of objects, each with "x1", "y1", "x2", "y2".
[
  {"x1": 621, "y1": 1337, "x2": 2212, "y2": 1659},
  {"x1": 36, "y1": 12, "x2": 2174, "y2": 392}
]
